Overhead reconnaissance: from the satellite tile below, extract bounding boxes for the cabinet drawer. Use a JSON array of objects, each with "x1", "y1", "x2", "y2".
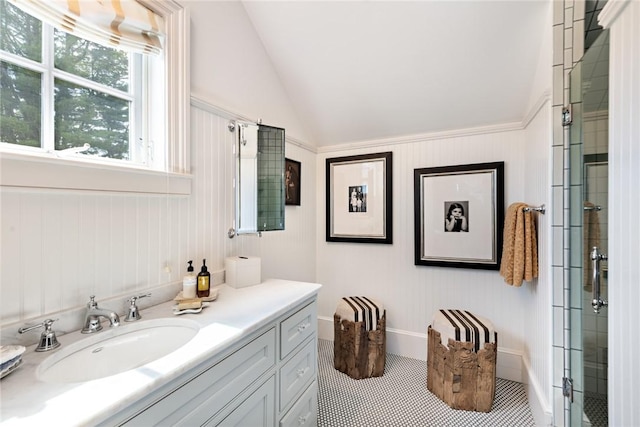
[
  {"x1": 279, "y1": 380, "x2": 317, "y2": 427},
  {"x1": 124, "y1": 328, "x2": 275, "y2": 426},
  {"x1": 280, "y1": 302, "x2": 317, "y2": 359},
  {"x1": 279, "y1": 338, "x2": 317, "y2": 412},
  {"x1": 209, "y1": 375, "x2": 276, "y2": 427}
]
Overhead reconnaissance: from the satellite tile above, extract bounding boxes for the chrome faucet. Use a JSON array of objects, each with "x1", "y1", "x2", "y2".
[
  {"x1": 124, "y1": 293, "x2": 151, "y2": 322},
  {"x1": 18, "y1": 318, "x2": 61, "y2": 352},
  {"x1": 81, "y1": 295, "x2": 120, "y2": 334}
]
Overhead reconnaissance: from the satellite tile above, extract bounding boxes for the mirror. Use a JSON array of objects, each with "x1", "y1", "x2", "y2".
[{"x1": 235, "y1": 122, "x2": 285, "y2": 235}]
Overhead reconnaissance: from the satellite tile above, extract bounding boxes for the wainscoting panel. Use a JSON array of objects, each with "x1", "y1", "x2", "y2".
[
  {"x1": 316, "y1": 129, "x2": 530, "y2": 357},
  {"x1": 602, "y1": 2, "x2": 640, "y2": 425},
  {"x1": 0, "y1": 102, "x2": 317, "y2": 330}
]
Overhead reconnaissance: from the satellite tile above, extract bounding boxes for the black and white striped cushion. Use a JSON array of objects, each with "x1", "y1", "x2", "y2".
[
  {"x1": 432, "y1": 309, "x2": 496, "y2": 352},
  {"x1": 336, "y1": 296, "x2": 384, "y2": 331}
]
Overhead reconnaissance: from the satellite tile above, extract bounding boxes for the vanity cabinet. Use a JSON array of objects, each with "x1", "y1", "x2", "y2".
[{"x1": 117, "y1": 299, "x2": 318, "y2": 427}]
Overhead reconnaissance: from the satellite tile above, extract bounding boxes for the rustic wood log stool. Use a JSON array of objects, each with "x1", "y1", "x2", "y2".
[
  {"x1": 427, "y1": 309, "x2": 497, "y2": 412},
  {"x1": 333, "y1": 296, "x2": 386, "y2": 379}
]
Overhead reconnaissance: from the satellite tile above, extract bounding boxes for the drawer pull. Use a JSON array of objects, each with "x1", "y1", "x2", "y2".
[
  {"x1": 298, "y1": 415, "x2": 309, "y2": 425},
  {"x1": 297, "y1": 323, "x2": 310, "y2": 332},
  {"x1": 296, "y1": 368, "x2": 307, "y2": 378}
]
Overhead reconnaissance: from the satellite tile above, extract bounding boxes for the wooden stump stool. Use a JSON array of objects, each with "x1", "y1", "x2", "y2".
[
  {"x1": 333, "y1": 297, "x2": 386, "y2": 379},
  {"x1": 427, "y1": 309, "x2": 497, "y2": 412}
]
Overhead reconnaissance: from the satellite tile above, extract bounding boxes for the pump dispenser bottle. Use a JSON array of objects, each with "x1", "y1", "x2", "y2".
[
  {"x1": 182, "y1": 260, "x2": 197, "y2": 298},
  {"x1": 197, "y1": 259, "x2": 211, "y2": 297}
]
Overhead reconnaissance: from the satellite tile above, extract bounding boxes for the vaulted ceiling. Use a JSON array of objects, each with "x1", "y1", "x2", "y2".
[{"x1": 241, "y1": 1, "x2": 550, "y2": 147}]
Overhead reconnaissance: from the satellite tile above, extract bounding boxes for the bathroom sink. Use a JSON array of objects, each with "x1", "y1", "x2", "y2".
[{"x1": 37, "y1": 318, "x2": 199, "y2": 383}]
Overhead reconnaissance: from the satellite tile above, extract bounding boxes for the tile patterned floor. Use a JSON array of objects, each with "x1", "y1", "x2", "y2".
[
  {"x1": 584, "y1": 392, "x2": 607, "y2": 427},
  {"x1": 317, "y1": 339, "x2": 536, "y2": 427}
]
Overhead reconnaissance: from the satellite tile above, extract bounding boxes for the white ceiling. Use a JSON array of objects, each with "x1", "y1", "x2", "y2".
[{"x1": 242, "y1": 1, "x2": 549, "y2": 147}]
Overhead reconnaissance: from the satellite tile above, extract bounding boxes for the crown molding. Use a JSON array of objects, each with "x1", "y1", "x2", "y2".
[
  {"x1": 190, "y1": 95, "x2": 316, "y2": 154},
  {"x1": 191, "y1": 92, "x2": 550, "y2": 156},
  {"x1": 317, "y1": 121, "x2": 523, "y2": 154},
  {"x1": 522, "y1": 90, "x2": 552, "y2": 128},
  {"x1": 598, "y1": 0, "x2": 631, "y2": 29}
]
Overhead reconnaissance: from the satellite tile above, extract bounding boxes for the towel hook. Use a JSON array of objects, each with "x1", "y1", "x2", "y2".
[{"x1": 523, "y1": 204, "x2": 546, "y2": 214}]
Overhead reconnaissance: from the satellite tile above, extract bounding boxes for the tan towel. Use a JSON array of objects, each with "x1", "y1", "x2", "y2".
[
  {"x1": 583, "y1": 201, "x2": 601, "y2": 291},
  {"x1": 500, "y1": 202, "x2": 538, "y2": 286},
  {"x1": 524, "y1": 208, "x2": 539, "y2": 282}
]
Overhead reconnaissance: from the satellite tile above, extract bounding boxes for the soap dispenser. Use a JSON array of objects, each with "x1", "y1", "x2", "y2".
[
  {"x1": 182, "y1": 260, "x2": 197, "y2": 298},
  {"x1": 197, "y1": 259, "x2": 211, "y2": 297}
]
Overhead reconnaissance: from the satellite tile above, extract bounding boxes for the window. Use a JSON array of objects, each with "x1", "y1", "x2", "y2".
[
  {"x1": 0, "y1": 0, "x2": 167, "y2": 168},
  {"x1": 0, "y1": 0, "x2": 190, "y2": 194}
]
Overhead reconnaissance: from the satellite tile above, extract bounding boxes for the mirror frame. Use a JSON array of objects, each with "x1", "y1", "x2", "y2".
[{"x1": 234, "y1": 122, "x2": 285, "y2": 235}]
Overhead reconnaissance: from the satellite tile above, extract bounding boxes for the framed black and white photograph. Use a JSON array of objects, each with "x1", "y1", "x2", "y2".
[
  {"x1": 285, "y1": 158, "x2": 301, "y2": 206},
  {"x1": 326, "y1": 152, "x2": 392, "y2": 244},
  {"x1": 414, "y1": 162, "x2": 504, "y2": 269}
]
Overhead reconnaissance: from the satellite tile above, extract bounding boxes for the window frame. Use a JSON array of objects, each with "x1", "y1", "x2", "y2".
[{"x1": 0, "y1": 0, "x2": 191, "y2": 195}]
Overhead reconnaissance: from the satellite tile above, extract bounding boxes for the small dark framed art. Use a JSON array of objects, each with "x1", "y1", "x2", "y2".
[
  {"x1": 326, "y1": 152, "x2": 392, "y2": 244},
  {"x1": 414, "y1": 161, "x2": 504, "y2": 269},
  {"x1": 285, "y1": 158, "x2": 301, "y2": 206}
]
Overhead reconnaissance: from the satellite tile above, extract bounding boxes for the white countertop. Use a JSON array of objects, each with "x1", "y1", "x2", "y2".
[{"x1": 0, "y1": 279, "x2": 321, "y2": 426}]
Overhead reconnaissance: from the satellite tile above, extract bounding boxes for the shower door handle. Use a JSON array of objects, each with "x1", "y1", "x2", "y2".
[{"x1": 590, "y1": 246, "x2": 608, "y2": 313}]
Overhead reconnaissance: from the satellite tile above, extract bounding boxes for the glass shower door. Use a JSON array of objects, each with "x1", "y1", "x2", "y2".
[{"x1": 569, "y1": 30, "x2": 609, "y2": 427}]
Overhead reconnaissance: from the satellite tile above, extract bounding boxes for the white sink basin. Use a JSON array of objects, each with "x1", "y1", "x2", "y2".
[{"x1": 37, "y1": 318, "x2": 199, "y2": 383}]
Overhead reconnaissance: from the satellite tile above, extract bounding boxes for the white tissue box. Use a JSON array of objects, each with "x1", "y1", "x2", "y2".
[{"x1": 225, "y1": 256, "x2": 261, "y2": 288}]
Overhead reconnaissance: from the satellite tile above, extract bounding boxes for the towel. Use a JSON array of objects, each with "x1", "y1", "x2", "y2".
[
  {"x1": 583, "y1": 202, "x2": 602, "y2": 292},
  {"x1": 500, "y1": 202, "x2": 538, "y2": 286},
  {"x1": 524, "y1": 206, "x2": 539, "y2": 282}
]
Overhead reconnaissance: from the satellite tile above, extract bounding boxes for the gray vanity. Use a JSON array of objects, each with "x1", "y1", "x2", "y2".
[{"x1": 0, "y1": 279, "x2": 321, "y2": 426}]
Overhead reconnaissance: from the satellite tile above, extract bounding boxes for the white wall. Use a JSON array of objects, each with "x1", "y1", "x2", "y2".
[
  {"x1": 0, "y1": 103, "x2": 317, "y2": 326},
  {"x1": 0, "y1": 189, "x2": 191, "y2": 324},
  {"x1": 185, "y1": 0, "x2": 312, "y2": 144},
  {"x1": 522, "y1": 99, "x2": 554, "y2": 424},
  {"x1": 600, "y1": 1, "x2": 640, "y2": 425},
  {"x1": 520, "y1": 3, "x2": 554, "y2": 425},
  {"x1": 315, "y1": 127, "x2": 531, "y2": 375},
  {"x1": 189, "y1": 104, "x2": 317, "y2": 284}
]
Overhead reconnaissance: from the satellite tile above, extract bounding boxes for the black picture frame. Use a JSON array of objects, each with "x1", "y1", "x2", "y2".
[
  {"x1": 285, "y1": 158, "x2": 301, "y2": 206},
  {"x1": 414, "y1": 161, "x2": 504, "y2": 269},
  {"x1": 326, "y1": 152, "x2": 393, "y2": 244}
]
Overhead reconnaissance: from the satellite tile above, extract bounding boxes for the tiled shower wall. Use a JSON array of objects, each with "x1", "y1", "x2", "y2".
[{"x1": 552, "y1": 1, "x2": 586, "y2": 426}]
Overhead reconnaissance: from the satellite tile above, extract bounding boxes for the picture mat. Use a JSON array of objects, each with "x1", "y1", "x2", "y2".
[
  {"x1": 331, "y1": 159, "x2": 386, "y2": 237},
  {"x1": 421, "y1": 171, "x2": 495, "y2": 261}
]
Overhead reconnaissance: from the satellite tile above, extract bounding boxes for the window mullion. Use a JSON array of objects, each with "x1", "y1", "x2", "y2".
[
  {"x1": 131, "y1": 53, "x2": 144, "y2": 165},
  {"x1": 41, "y1": 24, "x2": 54, "y2": 151},
  {"x1": 52, "y1": 68, "x2": 134, "y2": 102},
  {"x1": 0, "y1": 51, "x2": 47, "y2": 73}
]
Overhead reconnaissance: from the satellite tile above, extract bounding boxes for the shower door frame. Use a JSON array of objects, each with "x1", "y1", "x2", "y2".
[{"x1": 567, "y1": 29, "x2": 610, "y2": 427}]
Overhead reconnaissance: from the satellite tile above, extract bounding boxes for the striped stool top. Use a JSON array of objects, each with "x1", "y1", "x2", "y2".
[
  {"x1": 336, "y1": 297, "x2": 384, "y2": 331},
  {"x1": 431, "y1": 309, "x2": 496, "y2": 352}
]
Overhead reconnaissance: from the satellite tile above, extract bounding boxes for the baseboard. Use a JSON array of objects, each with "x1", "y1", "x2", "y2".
[
  {"x1": 522, "y1": 354, "x2": 554, "y2": 426},
  {"x1": 318, "y1": 315, "x2": 523, "y2": 383}
]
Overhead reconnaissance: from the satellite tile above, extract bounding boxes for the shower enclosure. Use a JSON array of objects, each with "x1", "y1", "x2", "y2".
[{"x1": 569, "y1": 30, "x2": 609, "y2": 427}]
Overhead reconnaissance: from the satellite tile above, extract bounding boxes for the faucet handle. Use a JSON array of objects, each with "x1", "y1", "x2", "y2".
[
  {"x1": 125, "y1": 293, "x2": 151, "y2": 322},
  {"x1": 18, "y1": 319, "x2": 61, "y2": 352},
  {"x1": 129, "y1": 293, "x2": 151, "y2": 302},
  {"x1": 87, "y1": 295, "x2": 98, "y2": 308}
]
